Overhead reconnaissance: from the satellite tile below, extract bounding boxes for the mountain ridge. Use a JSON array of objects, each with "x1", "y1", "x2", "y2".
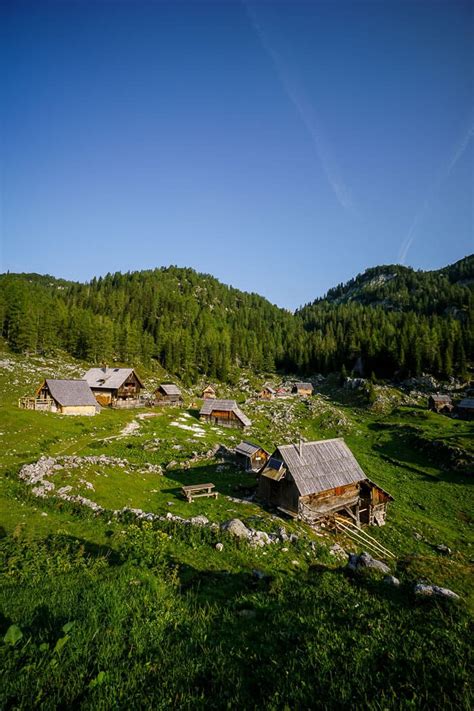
[{"x1": 1, "y1": 255, "x2": 472, "y2": 381}]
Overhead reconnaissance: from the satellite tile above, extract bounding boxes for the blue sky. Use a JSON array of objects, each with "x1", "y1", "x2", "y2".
[{"x1": 1, "y1": 0, "x2": 473, "y2": 309}]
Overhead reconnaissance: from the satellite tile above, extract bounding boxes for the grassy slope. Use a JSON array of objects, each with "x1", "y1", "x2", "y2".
[{"x1": 0, "y1": 351, "x2": 473, "y2": 709}]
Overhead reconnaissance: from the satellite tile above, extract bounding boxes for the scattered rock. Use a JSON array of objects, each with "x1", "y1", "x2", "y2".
[
  {"x1": 237, "y1": 609, "x2": 256, "y2": 619},
  {"x1": 413, "y1": 532, "x2": 423, "y2": 541},
  {"x1": 220, "y1": 518, "x2": 251, "y2": 539},
  {"x1": 166, "y1": 460, "x2": 177, "y2": 470},
  {"x1": 190, "y1": 515, "x2": 209, "y2": 526},
  {"x1": 414, "y1": 583, "x2": 459, "y2": 600},
  {"x1": 347, "y1": 551, "x2": 391, "y2": 575},
  {"x1": 252, "y1": 569, "x2": 266, "y2": 580},
  {"x1": 215, "y1": 542, "x2": 224, "y2": 552},
  {"x1": 329, "y1": 543, "x2": 347, "y2": 558},
  {"x1": 383, "y1": 575, "x2": 400, "y2": 587},
  {"x1": 435, "y1": 544, "x2": 452, "y2": 555}
]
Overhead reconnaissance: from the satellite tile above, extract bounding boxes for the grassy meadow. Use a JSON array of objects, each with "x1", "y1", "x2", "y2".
[{"x1": 0, "y1": 350, "x2": 473, "y2": 709}]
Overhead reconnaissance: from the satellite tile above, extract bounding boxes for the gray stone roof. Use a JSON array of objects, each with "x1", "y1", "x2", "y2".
[
  {"x1": 430, "y1": 394, "x2": 452, "y2": 403},
  {"x1": 158, "y1": 384, "x2": 182, "y2": 396},
  {"x1": 295, "y1": 382, "x2": 313, "y2": 390},
  {"x1": 268, "y1": 438, "x2": 368, "y2": 496},
  {"x1": 83, "y1": 367, "x2": 143, "y2": 390},
  {"x1": 236, "y1": 441, "x2": 268, "y2": 457},
  {"x1": 199, "y1": 399, "x2": 251, "y2": 427},
  {"x1": 45, "y1": 379, "x2": 99, "y2": 409}
]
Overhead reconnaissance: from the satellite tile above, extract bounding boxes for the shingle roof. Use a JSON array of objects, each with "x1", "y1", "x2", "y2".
[
  {"x1": 44, "y1": 379, "x2": 99, "y2": 409},
  {"x1": 458, "y1": 398, "x2": 474, "y2": 409},
  {"x1": 236, "y1": 441, "x2": 268, "y2": 457},
  {"x1": 199, "y1": 399, "x2": 252, "y2": 427},
  {"x1": 430, "y1": 394, "x2": 452, "y2": 403},
  {"x1": 270, "y1": 438, "x2": 367, "y2": 496},
  {"x1": 295, "y1": 382, "x2": 313, "y2": 390},
  {"x1": 158, "y1": 383, "x2": 182, "y2": 396},
  {"x1": 83, "y1": 367, "x2": 143, "y2": 390},
  {"x1": 261, "y1": 384, "x2": 276, "y2": 393}
]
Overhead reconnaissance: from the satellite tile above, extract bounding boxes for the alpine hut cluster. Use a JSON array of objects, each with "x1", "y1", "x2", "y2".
[
  {"x1": 428, "y1": 394, "x2": 453, "y2": 414},
  {"x1": 19, "y1": 379, "x2": 99, "y2": 416},
  {"x1": 235, "y1": 441, "x2": 270, "y2": 472},
  {"x1": 199, "y1": 399, "x2": 251, "y2": 429},
  {"x1": 154, "y1": 384, "x2": 183, "y2": 406},
  {"x1": 84, "y1": 367, "x2": 143, "y2": 407},
  {"x1": 257, "y1": 438, "x2": 392, "y2": 526}
]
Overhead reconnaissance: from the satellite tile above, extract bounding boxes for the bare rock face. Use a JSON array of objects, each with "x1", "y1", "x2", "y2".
[
  {"x1": 414, "y1": 584, "x2": 459, "y2": 600},
  {"x1": 220, "y1": 518, "x2": 251, "y2": 539},
  {"x1": 347, "y1": 551, "x2": 391, "y2": 575}
]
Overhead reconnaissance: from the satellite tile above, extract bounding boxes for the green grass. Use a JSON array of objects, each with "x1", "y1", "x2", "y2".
[{"x1": 1, "y1": 350, "x2": 473, "y2": 708}]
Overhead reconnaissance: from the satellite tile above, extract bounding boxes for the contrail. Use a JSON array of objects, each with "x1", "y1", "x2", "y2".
[
  {"x1": 243, "y1": 1, "x2": 355, "y2": 211},
  {"x1": 399, "y1": 116, "x2": 474, "y2": 264}
]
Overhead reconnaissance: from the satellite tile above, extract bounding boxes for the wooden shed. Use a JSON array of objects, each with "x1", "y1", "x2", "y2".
[
  {"x1": 457, "y1": 398, "x2": 474, "y2": 420},
  {"x1": 20, "y1": 379, "x2": 99, "y2": 416},
  {"x1": 235, "y1": 441, "x2": 270, "y2": 472},
  {"x1": 155, "y1": 383, "x2": 183, "y2": 406},
  {"x1": 202, "y1": 385, "x2": 216, "y2": 399},
  {"x1": 257, "y1": 438, "x2": 393, "y2": 526},
  {"x1": 83, "y1": 367, "x2": 144, "y2": 407},
  {"x1": 199, "y1": 399, "x2": 251, "y2": 429},
  {"x1": 428, "y1": 394, "x2": 453, "y2": 413},
  {"x1": 259, "y1": 384, "x2": 276, "y2": 400},
  {"x1": 293, "y1": 382, "x2": 313, "y2": 396}
]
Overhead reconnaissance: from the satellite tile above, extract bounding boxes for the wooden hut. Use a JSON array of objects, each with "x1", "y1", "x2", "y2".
[
  {"x1": 259, "y1": 384, "x2": 276, "y2": 400},
  {"x1": 257, "y1": 438, "x2": 393, "y2": 526},
  {"x1": 155, "y1": 383, "x2": 183, "y2": 406},
  {"x1": 457, "y1": 398, "x2": 474, "y2": 420},
  {"x1": 202, "y1": 385, "x2": 216, "y2": 399},
  {"x1": 20, "y1": 379, "x2": 99, "y2": 416},
  {"x1": 83, "y1": 367, "x2": 143, "y2": 407},
  {"x1": 199, "y1": 399, "x2": 251, "y2": 429},
  {"x1": 235, "y1": 441, "x2": 270, "y2": 472},
  {"x1": 428, "y1": 394, "x2": 453, "y2": 413},
  {"x1": 292, "y1": 382, "x2": 313, "y2": 397}
]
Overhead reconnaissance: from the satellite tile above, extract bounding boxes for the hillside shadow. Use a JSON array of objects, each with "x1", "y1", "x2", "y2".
[
  {"x1": 178, "y1": 563, "x2": 272, "y2": 605},
  {"x1": 368, "y1": 426, "x2": 474, "y2": 486}
]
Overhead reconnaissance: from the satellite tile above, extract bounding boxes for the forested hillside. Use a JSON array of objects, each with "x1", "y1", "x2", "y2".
[{"x1": 0, "y1": 256, "x2": 472, "y2": 381}]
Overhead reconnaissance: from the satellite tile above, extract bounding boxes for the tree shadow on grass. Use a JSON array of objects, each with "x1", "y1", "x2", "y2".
[
  {"x1": 161, "y1": 463, "x2": 257, "y2": 502},
  {"x1": 43, "y1": 533, "x2": 122, "y2": 565}
]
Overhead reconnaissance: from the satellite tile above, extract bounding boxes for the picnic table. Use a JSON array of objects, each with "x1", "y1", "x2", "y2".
[{"x1": 181, "y1": 483, "x2": 218, "y2": 503}]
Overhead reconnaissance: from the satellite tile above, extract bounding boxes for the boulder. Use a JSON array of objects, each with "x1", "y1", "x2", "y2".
[
  {"x1": 215, "y1": 542, "x2": 224, "y2": 552},
  {"x1": 190, "y1": 515, "x2": 209, "y2": 526},
  {"x1": 435, "y1": 544, "x2": 452, "y2": 555},
  {"x1": 220, "y1": 518, "x2": 251, "y2": 539},
  {"x1": 383, "y1": 575, "x2": 400, "y2": 587},
  {"x1": 347, "y1": 551, "x2": 391, "y2": 575},
  {"x1": 414, "y1": 584, "x2": 459, "y2": 600}
]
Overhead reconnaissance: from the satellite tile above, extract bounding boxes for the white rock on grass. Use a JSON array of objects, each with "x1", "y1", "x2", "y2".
[
  {"x1": 347, "y1": 551, "x2": 391, "y2": 575},
  {"x1": 414, "y1": 584, "x2": 459, "y2": 600},
  {"x1": 220, "y1": 518, "x2": 251, "y2": 539}
]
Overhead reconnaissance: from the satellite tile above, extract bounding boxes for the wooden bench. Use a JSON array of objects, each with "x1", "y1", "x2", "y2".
[{"x1": 181, "y1": 483, "x2": 218, "y2": 503}]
